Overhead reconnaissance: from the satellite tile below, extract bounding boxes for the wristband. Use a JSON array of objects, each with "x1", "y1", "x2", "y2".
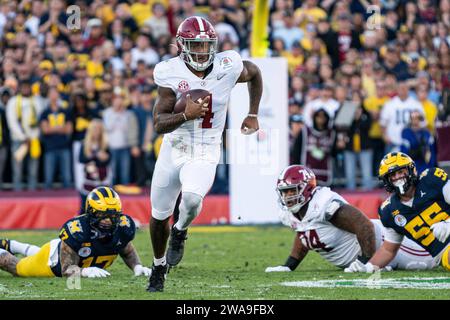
[
  {"x1": 182, "y1": 113, "x2": 188, "y2": 121},
  {"x1": 247, "y1": 114, "x2": 258, "y2": 118},
  {"x1": 284, "y1": 256, "x2": 300, "y2": 271}
]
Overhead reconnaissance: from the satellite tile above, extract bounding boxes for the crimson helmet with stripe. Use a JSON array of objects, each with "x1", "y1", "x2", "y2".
[
  {"x1": 277, "y1": 165, "x2": 317, "y2": 213},
  {"x1": 176, "y1": 16, "x2": 218, "y2": 71}
]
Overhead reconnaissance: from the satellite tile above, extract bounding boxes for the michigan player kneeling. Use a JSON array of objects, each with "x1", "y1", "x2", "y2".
[
  {"x1": 0, "y1": 187, "x2": 151, "y2": 278},
  {"x1": 346, "y1": 152, "x2": 450, "y2": 273}
]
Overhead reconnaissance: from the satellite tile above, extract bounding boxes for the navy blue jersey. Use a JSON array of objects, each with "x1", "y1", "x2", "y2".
[
  {"x1": 53, "y1": 214, "x2": 136, "y2": 276},
  {"x1": 379, "y1": 167, "x2": 450, "y2": 257}
]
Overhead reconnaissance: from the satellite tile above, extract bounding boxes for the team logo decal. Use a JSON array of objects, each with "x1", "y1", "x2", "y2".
[
  {"x1": 178, "y1": 80, "x2": 190, "y2": 93},
  {"x1": 220, "y1": 57, "x2": 233, "y2": 70},
  {"x1": 78, "y1": 247, "x2": 91, "y2": 258},
  {"x1": 394, "y1": 215, "x2": 407, "y2": 227}
]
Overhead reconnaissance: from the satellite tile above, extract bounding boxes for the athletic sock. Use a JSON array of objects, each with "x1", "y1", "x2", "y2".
[
  {"x1": 10, "y1": 240, "x2": 40, "y2": 256},
  {"x1": 154, "y1": 256, "x2": 166, "y2": 266}
]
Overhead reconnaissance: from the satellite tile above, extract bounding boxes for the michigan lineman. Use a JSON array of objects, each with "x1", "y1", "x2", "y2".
[{"x1": 345, "y1": 152, "x2": 450, "y2": 272}]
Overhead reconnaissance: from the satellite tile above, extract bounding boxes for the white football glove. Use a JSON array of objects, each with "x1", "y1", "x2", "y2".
[
  {"x1": 344, "y1": 260, "x2": 376, "y2": 273},
  {"x1": 265, "y1": 265, "x2": 291, "y2": 273},
  {"x1": 431, "y1": 220, "x2": 450, "y2": 243},
  {"x1": 81, "y1": 267, "x2": 111, "y2": 278},
  {"x1": 133, "y1": 264, "x2": 152, "y2": 277}
]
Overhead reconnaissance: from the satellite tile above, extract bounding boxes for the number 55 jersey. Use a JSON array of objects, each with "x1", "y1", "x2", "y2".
[
  {"x1": 279, "y1": 187, "x2": 436, "y2": 270},
  {"x1": 379, "y1": 167, "x2": 450, "y2": 259}
]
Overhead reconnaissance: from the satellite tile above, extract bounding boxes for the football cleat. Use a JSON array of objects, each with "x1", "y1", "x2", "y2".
[
  {"x1": 147, "y1": 263, "x2": 169, "y2": 292},
  {"x1": 0, "y1": 239, "x2": 12, "y2": 254},
  {"x1": 167, "y1": 226, "x2": 188, "y2": 267}
]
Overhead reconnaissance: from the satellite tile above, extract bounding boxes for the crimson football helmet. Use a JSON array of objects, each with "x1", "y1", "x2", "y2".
[
  {"x1": 277, "y1": 165, "x2": 317, "y2": 213},
  {"x1": 176, "y1": 16, "x2": 218, "y2": 71}
]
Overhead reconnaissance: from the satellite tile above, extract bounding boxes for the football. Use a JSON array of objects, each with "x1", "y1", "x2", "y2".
[{"x1": 173, "y1": 89, "x2": 211, "y2": 114}]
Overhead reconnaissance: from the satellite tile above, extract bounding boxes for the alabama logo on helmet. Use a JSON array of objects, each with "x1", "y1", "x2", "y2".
[{"x1": 178, "y1": 80, "x2": 190, "y2": 93}]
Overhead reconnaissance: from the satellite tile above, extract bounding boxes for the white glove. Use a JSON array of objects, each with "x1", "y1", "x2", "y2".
[
  {"x1": 265, "y1": 265, "x2": 291, "y2": 273},
  {"x1": 81, "y1": 267, "x2": 111, "y2": 278},
  {"x1": 431, "y1": 220, "x2": 450, "y2": 243},
  {"x1": 134, "y1": 264, "x2": 152, "y2": 277},
  {"x1": 344, "y1": 260, "x2": 376, "y2": 273}
]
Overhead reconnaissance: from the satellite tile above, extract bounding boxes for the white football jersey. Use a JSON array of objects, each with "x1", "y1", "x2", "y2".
[
  {"x1": 279, "y1": 187, "x2": 435, "y2": 269},
  {"x1": 153, "y1": 50, "x2": 244, "y2": 145}
]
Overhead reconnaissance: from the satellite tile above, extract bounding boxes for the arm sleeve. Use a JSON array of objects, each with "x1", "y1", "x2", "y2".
[{"x1": 384, "y1": 227, "x2": 404, "y2": 244}]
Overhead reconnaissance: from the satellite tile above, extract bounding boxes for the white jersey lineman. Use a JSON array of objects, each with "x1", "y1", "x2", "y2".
[
  {"x1": 279, "y1": 187, "x2": 436, "y2": 270},
  {"x1": 151, "y1": 50, "x2": 243, "y2": 219}
]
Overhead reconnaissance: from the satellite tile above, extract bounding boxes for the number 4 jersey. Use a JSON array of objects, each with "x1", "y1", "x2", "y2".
[
  {"x1": 153, "y1": 50, "x2": 243, "y2": 146},
  {"x1": 379, "y1": 167, "x2": 450, "y2": 257},
  {"x1": 279, "y1": 187, "x2": 435, "y2": 269}
]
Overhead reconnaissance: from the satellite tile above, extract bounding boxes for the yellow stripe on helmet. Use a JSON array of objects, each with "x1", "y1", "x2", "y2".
[{"x1": 378, "y1": 152, "x2": 414, "y2": 178}]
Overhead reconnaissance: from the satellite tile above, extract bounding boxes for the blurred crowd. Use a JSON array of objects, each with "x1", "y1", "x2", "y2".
[{"x1": 0, "y1": 0, "x2": 449, "y2": 195}]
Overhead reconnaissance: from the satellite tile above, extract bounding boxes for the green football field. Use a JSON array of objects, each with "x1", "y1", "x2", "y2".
[{"x1": 1, "y1": 225, "x2": 450, "y2": 300}]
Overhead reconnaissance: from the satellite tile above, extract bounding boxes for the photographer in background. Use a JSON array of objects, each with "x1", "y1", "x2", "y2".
[{"x1": 400, "y1": 110, "x2": 436, "y2": 174}]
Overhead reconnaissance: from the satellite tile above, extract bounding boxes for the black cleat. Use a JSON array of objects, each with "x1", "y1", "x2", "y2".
[
  {"x1": 167, "y1": 226, "x2": 188, "y2": 267},
  {"x1": 147, "y1": 264, "x2": 169, "y2": 292},
  {"x1": 0, "y1": 239, "x2": 11, "y2": 254}
]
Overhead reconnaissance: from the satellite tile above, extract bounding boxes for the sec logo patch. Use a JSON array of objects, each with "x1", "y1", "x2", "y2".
[
  {"x1": 394, "y1": 215, "x2": 407, "y2": 227},
  {"x1": 78, "y1": 247, "x2": 92, "y2": 258}
]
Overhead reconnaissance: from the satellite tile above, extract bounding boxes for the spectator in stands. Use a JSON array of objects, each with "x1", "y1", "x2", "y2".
[
  {"x1": 401, "y1": 110, "x2": 436, "y2": 174},
  {"x1": 84, "y1": 18, "x2": 106, "y2": 51},
  {"x1": 342, "y1": 97, "x2": 374, "y2": 191},
  {"x1": 102, "y1": 87, "x2": 139, "y2": 185},
  {"x1": 364, "y1": 80, "x2": 389, "y2": 176},
  {"x1": 130, "y1": 84, "x2": 155, "y2": 187},
  {"x1": 382, "y1": 43, "x2": 409, "y2": 80},
  {"x1": 293, "y1": 108, "x2": 334, "y2": 185},
  {"x1": 302, "y1": 83, "x2": 339, "y2": 128},
  {"x1": 39, "y1": 87, "x2": 73, "y2": 189},
  {"x1": 380, "y1": 79, "x2": 425, "y2": 153},
  {"x1": 130, "y1": 33, "x2": 159, "y2": 70},
  {"x1": 415, "y1": 83, "x2": 438, "y2": 135},
  {"x1": 0, "y1": 87, "x2": 10, "y2": 190},
  {"x1": 272, "y1": 11, "x2": 304, "y2": 51},
  {"x1": 144, "y1": 2, "x2": 170, "y2": 40},
  {"x1": 289, "y1": 114, "x2": 304, "y2": 165},
  {"x1": 6, "y1": 80, "x2": 44, "y2": 191},
  {"x1": 71, "y1": 91, "x2": 101, "y2": 192},
  {"x1": 79, "y1": 119, "x2": 111, "y2": 213}
]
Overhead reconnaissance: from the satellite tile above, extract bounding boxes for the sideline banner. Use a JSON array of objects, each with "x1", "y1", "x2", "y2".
[{"x1": 228, "y1": 58, "x2": 289, "y2": 224}]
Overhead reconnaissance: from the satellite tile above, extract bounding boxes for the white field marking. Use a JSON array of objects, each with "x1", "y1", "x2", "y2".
[
  {"x1": 281, "y1": 277, "x2": 450, "y2": 290},
  {"x1": 189, "y1": 226, "x2": 259, "y2": 233}
]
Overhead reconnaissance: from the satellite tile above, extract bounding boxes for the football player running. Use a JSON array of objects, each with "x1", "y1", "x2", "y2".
[
  {"x1": 148, "y1": 16, "x2": 262, "y2": 292},
  {"x1": 345, "y1": 152, "x2": 450, "y2": 273},
  {"x1": 0, "y1": 187, "x2": 151, "y2": 278},
  {"x1": 265, "y1": 165, "x2": 435, "y2": 273}
]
